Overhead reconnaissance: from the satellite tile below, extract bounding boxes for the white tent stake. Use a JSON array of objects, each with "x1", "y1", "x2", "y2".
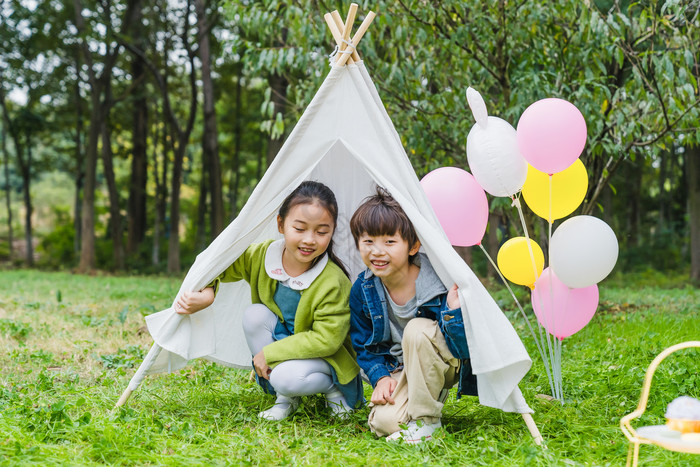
[{"x1": 115, "y1": 343, "x2": 163, "y2": 408}]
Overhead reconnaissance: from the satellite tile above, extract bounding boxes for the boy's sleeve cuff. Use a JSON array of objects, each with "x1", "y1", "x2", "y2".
[{"x1": 367, "y1": 365, "x2": 391, "y2": 388}]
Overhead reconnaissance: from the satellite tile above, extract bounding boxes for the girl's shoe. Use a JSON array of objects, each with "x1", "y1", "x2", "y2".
[
  {"x1": 325, "y1": 389, "x2": 352, "y2": 419},
  {"x1": 258, "y1": 396, "x2": 300, "y2": 421}
]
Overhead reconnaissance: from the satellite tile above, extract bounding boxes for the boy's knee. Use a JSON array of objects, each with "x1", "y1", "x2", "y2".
[
  {"x1": 369, "y1": 404, "x2": 401, "y2": 436},
  {"x1": 402, "y1": 318, "x2": 437, "y2": 347}
]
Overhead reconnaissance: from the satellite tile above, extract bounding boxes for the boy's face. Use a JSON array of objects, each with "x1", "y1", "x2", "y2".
[{"x1": 357, "y1": 231, "x2": 420, "y2": 283}]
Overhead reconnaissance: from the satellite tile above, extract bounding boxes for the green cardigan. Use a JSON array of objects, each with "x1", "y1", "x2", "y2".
[{"x1": 211, "y1": 240, "x2": 360, "y2": 385}]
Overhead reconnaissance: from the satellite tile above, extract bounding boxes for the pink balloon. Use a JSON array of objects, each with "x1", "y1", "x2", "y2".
[
  {"x1": 517, "y1": 98, "x2": 587, "y2": 174},
  {"x1": 420, "y1": 167, "x2": 489, "y2": 247},
  {"x1": 531, "y1": 268, "x2": 599, "y2": 339}
]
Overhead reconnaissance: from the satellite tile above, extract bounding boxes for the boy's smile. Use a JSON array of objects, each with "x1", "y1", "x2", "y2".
[{"x1": 358, "y1": 232, "x2": 420, "y2": 285}]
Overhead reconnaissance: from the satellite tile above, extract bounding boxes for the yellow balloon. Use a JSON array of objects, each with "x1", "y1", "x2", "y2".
[
  {"x1": 522, "y1": 159, "x2": 588, "y2": 222},
  {"x1": 497, "y1": 237, "x2": 545, "y2": 287}
]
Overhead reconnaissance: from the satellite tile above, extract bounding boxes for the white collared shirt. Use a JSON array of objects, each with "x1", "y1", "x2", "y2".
[{"x1": 264, "y1": 239, "x2": 329, "y2": 290}]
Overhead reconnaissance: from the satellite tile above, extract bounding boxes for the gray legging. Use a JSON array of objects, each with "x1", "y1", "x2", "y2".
[{"x1": 242, "y1": 304, "x2": 336, "y2": 397}]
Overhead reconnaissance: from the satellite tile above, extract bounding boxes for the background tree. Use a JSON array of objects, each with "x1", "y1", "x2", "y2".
[{"x1": 0, "y1": 0, "x2": 697, "y2": 281}]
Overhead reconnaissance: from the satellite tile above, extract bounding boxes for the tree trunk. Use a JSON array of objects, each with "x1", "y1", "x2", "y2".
[
  {"x1": 257, "y1": 134, "x2": 265, "y2": 181},
  {"x1": 266, "y1": 72, "x2": 288, "y2": 166},
  {"x1": 195, "y1": 0, "x2": 224, "y2": 237},
  {"x1": 126, "y1": 95, "x2": 148, "y2": 256},
  {"x1": 73, "y1": 0, "x2": 138, "y2": 272},
  {"x1": 0, "y1": 94, "x2": 34, "y2": 267},
  {"x1": 1, "y1": 117, "x2": 12, "y2": 261},
  {"x1": 196, "y1": 158, "x2": 209, "y2": 251},
  {"x1": 152, "y1": 105, "x2": 166, "y2": 267},
  {"x1": 127, "y1": 0, "x2": 148, "y2": 257},
  {"x1": 167, "y1": 139, "x2": 186, "y2": 273},
  {"x1": 453, "y1": 245, "x2": 473, "y2": 268},
  {"x1": 626, "y1": 158, "x2": 643, "y2": 248},
  {"x1": 73, "y1": 79, "x2": 84, "y2": 257},
  {"x1": 657, "y1": 149, "x2": 668, "y2": 235},
  {"x1": 229, "y1": 73, "x2": 243, "y2": 219},
  {"x1": 100, "y1": 93, "x2": 125, "y2": 270},
  {"x1": 21, "y1": 135, "x2": 33, "y2": 266},
  {"x1": 686, "y1": 145, "x2": 700, "y2": 284},
  {"x1": 78, "y1": 92, "x2": 101, "y2": 272}
]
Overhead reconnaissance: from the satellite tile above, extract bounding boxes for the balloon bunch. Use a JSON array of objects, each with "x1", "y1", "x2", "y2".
[{"x1": 420, "y1": 88, "x2": 619, "y2": 403}]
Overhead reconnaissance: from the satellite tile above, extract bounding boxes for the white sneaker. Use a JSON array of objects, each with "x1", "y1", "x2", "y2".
[
  {"x1": 386, "y1": 419, "x2": 442, "y2": 444},
  {"x1": 258, "y1": 396, "x2": 299, "y2": 421},
  {"x1": 325, "y1": 389, "x2": 352, "y2": 419}
]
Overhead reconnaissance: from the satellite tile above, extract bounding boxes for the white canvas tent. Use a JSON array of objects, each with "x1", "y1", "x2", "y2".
[{"x1": 117, "y1": 6, "x2": 542, "y2": 444}]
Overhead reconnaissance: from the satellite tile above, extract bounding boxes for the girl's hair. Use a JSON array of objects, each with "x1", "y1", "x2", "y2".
[
  {"x1": 278, "y1": 180, "x2": 350, "y2": 278},
  {"x1": 350, "y1": 186, "x2": 420, "y2": 262}
]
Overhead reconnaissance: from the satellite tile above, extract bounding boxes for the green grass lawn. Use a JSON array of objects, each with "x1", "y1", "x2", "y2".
[{"x1": 1, "y1": 269, "x2": 699, "y2": 466}]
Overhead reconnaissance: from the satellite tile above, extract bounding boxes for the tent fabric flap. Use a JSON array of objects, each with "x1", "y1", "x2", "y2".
[{"x1": 142, "y1": 62, "x2": 532, "y2": 413}]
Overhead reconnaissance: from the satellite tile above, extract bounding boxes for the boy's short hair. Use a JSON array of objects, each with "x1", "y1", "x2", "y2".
[{"x1": 350, "y1": 187, "x2": 419, "y2": 248}]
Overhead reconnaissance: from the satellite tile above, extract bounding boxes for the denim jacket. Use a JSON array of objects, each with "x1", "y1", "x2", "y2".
[{"x1": 349, "y1": 254, "x2": 478, "y2": 397}]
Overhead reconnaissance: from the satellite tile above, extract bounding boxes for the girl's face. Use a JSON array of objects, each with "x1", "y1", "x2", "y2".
[{"x1": 277, "y1": 201, "x2": 334, "y2": 276}]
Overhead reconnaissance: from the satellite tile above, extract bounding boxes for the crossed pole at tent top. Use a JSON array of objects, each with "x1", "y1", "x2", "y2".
[
  {"x1": 114, "y1": 3, "x2": 545, "y2": 448},
  {"x1": 323, "y1": 4, "x2": 376, "y2": 66}
]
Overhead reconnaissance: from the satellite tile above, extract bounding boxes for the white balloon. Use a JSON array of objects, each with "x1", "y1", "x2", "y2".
[
  {"x1": 466, "y1": 116, "x2": 528, "y2": 197},
  {"x1": 466, "y1": 87, "x2": 489, "y2": 127},
  {"x1": 550, "y1": 215, "x2": 619, "y2": 288}
]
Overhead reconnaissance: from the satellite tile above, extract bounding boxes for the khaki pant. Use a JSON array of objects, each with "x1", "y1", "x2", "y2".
[{"x1": 368, "y1": 318, "x2": 459, "y2": 436}]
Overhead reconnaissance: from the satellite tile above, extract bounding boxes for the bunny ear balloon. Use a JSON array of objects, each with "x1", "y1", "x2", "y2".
[
  {"x1": 466, "y1": 87, "x2": 489, "y2": 126},
  {"x1": 465, "y1": 87, "x2": 528, "y2": 197}
]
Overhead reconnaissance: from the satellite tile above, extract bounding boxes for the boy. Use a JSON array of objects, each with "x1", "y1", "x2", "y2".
[{"x1": 348, "y1": 187, "x2": 477, "y2": 444}]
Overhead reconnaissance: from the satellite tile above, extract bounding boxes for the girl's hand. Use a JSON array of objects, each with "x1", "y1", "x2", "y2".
[
  {"x1": 175, "y1": 287, "x2": 215, "y2": 314},
  {"x1": 447, "y1": 284, "x2": 460, "y2": 310},
  {"x1": 253, "y1": 350, "x2": 272, "y2": 380},
  {"x1": 371, "y1": 376, "x2": 397, "y2": 405}
]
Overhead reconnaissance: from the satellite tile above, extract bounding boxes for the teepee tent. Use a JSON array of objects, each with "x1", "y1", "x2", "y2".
[{"x1": 117, "y1": 5, "x2": 542, "y2": 443}]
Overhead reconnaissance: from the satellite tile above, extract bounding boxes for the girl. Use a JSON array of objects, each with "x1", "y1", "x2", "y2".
[{"x1": 174, "y1": 181, "x2": 362, "y2": 421}]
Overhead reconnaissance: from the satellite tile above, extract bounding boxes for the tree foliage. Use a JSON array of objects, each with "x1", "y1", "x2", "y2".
[{"x1": 0, "y1": 0, "x2": 698, "y2": 276}]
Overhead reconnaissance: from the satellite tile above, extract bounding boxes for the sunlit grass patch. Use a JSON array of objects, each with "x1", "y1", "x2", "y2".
[{"x1": 0, "y1": 269, "x2": 698, "y2": 465}]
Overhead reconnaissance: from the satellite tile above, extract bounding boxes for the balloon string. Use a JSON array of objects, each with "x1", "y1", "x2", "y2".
[
  {"x1": 532, "y1": 269, "x2": 561, "y2": 402},
  {"x1": 517, "y1": 197, "x2": 559, "y2": 402},
  {"x1": 513, "y1": 195, "x2": 540, "y2": 281},
  {"x1": 478, "y1": 244, "x2": 556, "y2": 397},
  {"x1": 513, "y1": 196, "x2": 558, "y2": 400},
  {"x1": 548, "y1": 174, "x2": 563, "y2": 402}
]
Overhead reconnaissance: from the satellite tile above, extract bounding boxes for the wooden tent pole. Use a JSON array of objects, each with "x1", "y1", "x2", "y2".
[
  {"x1": 335, "y1": 11, "x2": 376, "y2": 67},
  {"x1": 522, "y1": 413, "x2": 544, "y2": 446},
  {"x1": 340, "y1": 3, "x2": 358, "y2": 54},
  {"x1": 323, "y1": 12, "x2": 356, "y2": 64},
  {"x1": 330, "y1": 10, "x2": 360, "y2": 62},
  {"x1": 114, "y1": 342, "x2": 163, "y2": 408},
  {"x1": 115, "y1": 388, "x2": 133, "y2": 407}
]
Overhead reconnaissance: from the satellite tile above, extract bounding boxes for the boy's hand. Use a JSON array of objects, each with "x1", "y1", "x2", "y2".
[
  {"x1": 447, "y1": 284, "x2": 460, "y2": 310},
  {"x1": 371, "y1": 376, "x2": 397, "y2": 405},
  {"x1": 175, "y1": 287, "x2": 215, "y2": 314},
  {"x1": 253, "y1": 350, "x2": 272, "y2": 380}
]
